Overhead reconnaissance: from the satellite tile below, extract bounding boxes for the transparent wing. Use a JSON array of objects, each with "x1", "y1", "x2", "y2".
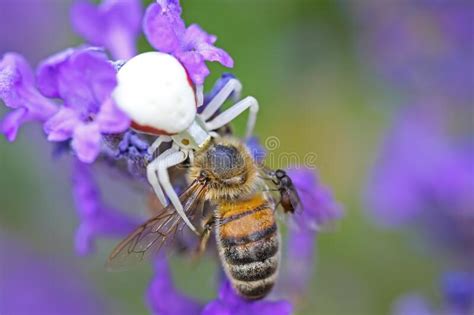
[{"x1": 106, "y1": 180, "x2": 207, "y2": 271}]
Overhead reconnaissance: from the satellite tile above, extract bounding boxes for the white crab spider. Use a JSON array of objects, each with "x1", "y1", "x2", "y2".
[{"x1": 112, "y1": 52, "x2": 259, "y2": 233}]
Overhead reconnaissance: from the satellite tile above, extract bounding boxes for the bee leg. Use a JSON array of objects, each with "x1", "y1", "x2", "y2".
[
  {"x1": 193, "y1": 217, "x2": 215, "y2": 260},
  {"x1": 200, "y1": 78, "x2": 242, "y2": 121},
  {"x1": 205, "y1": 96, "x2": 259, "y2": 139}
]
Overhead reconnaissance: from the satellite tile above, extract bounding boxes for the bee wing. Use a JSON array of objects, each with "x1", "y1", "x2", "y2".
[{"x1": 106, "y1": 180, "x2": 207, "y2": 271}]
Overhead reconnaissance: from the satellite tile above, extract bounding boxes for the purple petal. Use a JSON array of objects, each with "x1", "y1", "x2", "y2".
[
  {"x1": 195, "y1": 43, "x2": 234, "y2": 68},
  {"x1": 71, "y1": 123, "x2": 102, "y2": 163},
  {"x1": 182, "y1": 24, "x2": 217, "y2": 46},
  {"x1": 44, "y1": 107, "x2": 81, "y2": 141},
  {"x1": 181, "y1": 24, "x2": 233, "y2": 67},
  {"x1": 147, "y1": 258, "x2": 203, "y2": 315},
  {"x1": 0, "y1": 108, "x2": 27, "y2": 141},
  {"x1": 71, "y1": 0, "x2": 143, "y2": 60},
  {"x1": 37, "y1": 47, "x2": 116, "y2": 113},
  {"x1": 203, "y1": 280, "x2": 293, "y2": 315},
  {"x1": 0, "y1": 53, "x2": 57, "y2": 140},
  {"x1": 287, "y1": 167, "x2": 343, "y2": 231},
  {"x1": 142, "y1": 0, "x2": 233, "y2": 84},
  {"x1": 176, "y1": 51, "x2": 209, "y2": 85},
  {"x1": 143, "y1": 2, "x2": 185, "y2": 53},
  {"x1": 72, "y1": 160, "x2": 138, "y2": 255},
  {"x1": 96, "y1": 97, "x2": 130, "y2": 134},
  {"x1": 36, "y1": 48, "x2": 76, "y2": 99}
]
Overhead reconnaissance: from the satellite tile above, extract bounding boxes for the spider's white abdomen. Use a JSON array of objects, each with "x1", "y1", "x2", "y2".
[{"x1": 112, "y1": 52, "x2": 196, "y2": 135}]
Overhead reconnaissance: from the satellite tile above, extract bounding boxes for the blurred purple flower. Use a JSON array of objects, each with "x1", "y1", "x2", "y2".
[
  {"x1": 246, "y1": 136, "x2": 267, "y2": 164},
  {"x1": 355, "y1": 1, "x2": 474, "y2": 105},
  {"x1": 392, "y1": 295, "x2": 433, "y2": 315},
  {"x1": 71, "y1": 0, "x2": 143, "y2": 60},
  {"x1": 147, "y1": 258, "x2": 293, "y2": 315},
  {"x1": 392, "y1": 272, "x2": 474, "y2": 315},
  {"x1": 288, "y1": 167, "x2": 344, "y2": 231},
  {"x1": 0, "y1": 1, "x2": 73, "y2": 63},
  {"x1": 0, "y1": 53, "x2": 57, "y2": 141},
  {"x1": 366, "y1": 109, "x2": 474, "y2": 263},
  {"x1": 38, "y1": 47, "x2": 130, "y2": 162},
  {"x1": 442, "y1": 272, "x2": 474, "y2": 314},
  {"x1": 147, "y1": 258, "x2": 204, "y2": 315},
  {"x1": 72, "y1": 159, "x2": 138, "y2": 255},
  {"x1": 281, "y1": 167, "x2": 343, "y2": 299},
  {"x1": 203, "y1": 280, "x2": 293, "y2": 315},
  {"x1": 0, "y1": 234, "x2": 109, "y2": 315},
  {"x1": 143, "y1": 0, "x2": 234, "y2": 85}
]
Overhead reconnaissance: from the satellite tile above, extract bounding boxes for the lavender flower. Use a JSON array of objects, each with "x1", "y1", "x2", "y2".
[
  {"x1": 147, "y1": 258, "x2": 204, "y2": 315},
  {"x1": 442, "y1": 272, "x2": 474, "y2": 315},
  {"x1": 0, "y1": 1, "x2": 340, "y2": 314},
  {"x1": 392, "y1": 272, "x2": 474, "y2": 315},
  {"x1": 282, "y1": 168, "x2": 343, "y2": 300},
  {"x1": 147, "y1": 258, "x2": 293, "y2": 315},
  {"x1": 392, "y1": 295, "x2": 433, "y2": 315},
  {"x1": 202, "y1": 280, "x2": 293, "y2": 315},
  {"x1": 354, "y1": 1, "x2": 474, "y2": 105},
  {"x1": 366, "y1": 109, "x2": 474, "y2": 264},
  {"x1": 288, "y1": 168, "x2": 344, "y2": 231},
  {"x1": 0, "y1": 53, "x2": 57, "y2": 141},
  {"x1": 71, "y1": 0, "x2": 143, "y2": 60},
  {"x1": 38, "y1": 47, "x2": 130, "y2": 162},
  {"x1": 0, "y1": 1, "x2": 72, "y2": 63},
  {"x1": 0, "y1": 234, "x2": 109, "y2": 315},
  {"x1": 143, "y1": 0, "x2": 234, "y2": 85},
  {"x1": 72, "y1": 159, "x2": 138, "y2": 255}
]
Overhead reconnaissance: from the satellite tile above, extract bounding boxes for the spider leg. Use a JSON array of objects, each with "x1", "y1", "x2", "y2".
[
  {"x1": 196, "y1": 84, "x2": 204, "y2": 107},
  {"x1": 146, "y1": 146, "x2": 178, "y2": 207},
  {"x1": 147, "y1": 136, "x2": 172, "y2": 155},
  {"x1": 205, "y1": 96, "x2": 259, "y2": 138},
  {"x1": 200, "y1": 78, "x2": 242, "y2": 121},
  {"x1": 156, "y1": 149, "x2": 198, "y2": 234}
]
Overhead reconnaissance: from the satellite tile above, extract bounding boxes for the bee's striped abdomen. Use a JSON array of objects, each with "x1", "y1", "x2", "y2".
[{"x1": 216, "y1": 193, "x2": 280, "y2": 300}]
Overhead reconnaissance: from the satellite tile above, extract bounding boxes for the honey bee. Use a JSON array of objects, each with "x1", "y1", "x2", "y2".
[{"x1": 107, "y1": 137, "x2": 281, "y2": 300}]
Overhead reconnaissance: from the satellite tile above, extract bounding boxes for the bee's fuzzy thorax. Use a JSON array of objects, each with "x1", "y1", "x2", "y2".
[{"x1": 187, "y1": 137, "x2": 259, "y2": 202}]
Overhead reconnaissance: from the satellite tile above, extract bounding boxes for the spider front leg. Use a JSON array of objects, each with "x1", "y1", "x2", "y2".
[
  {"x1": 146, "y1": 145, "x2": 178, "y2": 208},
  {"x1": 147, "y1": 135, "x2": 172, "y2": 155},
  {"x1": 156, "y1": 148, "x2": 199, "y2": 234},
  {"x1": 200, "y1": 78, "x2": 243, "y2": 121},
  {"x1": 205, "y1": 96, "x2": 259, "y2": 138}
]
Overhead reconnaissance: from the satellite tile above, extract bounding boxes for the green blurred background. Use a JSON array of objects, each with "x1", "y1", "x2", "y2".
[{"x1": 0, "y1": 1, "x2": 444, "y2": 314}]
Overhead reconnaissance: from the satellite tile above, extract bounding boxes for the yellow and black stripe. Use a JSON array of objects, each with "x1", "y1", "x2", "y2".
[{"x1": 216, "y1": 193, "x2": 280, "y2": 300}]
